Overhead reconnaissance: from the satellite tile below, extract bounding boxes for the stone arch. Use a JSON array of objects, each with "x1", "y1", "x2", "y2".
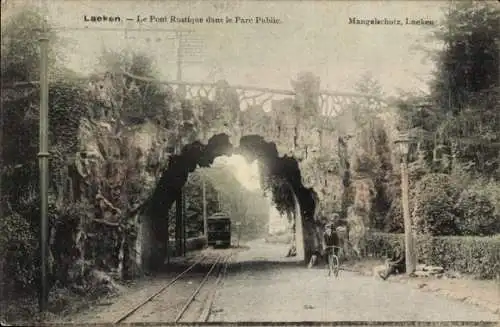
[{"x1": 138, "y1": 133, "x2": 320, "y2": 271}]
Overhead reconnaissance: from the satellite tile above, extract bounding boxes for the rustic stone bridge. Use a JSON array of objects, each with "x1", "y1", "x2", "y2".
[{"x1": 58, "y1": 71, "x2": 391, "y2": 275}]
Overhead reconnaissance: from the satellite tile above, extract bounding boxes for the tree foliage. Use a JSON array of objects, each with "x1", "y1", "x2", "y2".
[
  {"x1": 400, "y1": 1, "x2": 500, "y2": 177},
  {"x1": 455, "y1": 190, "x2": 498, "y2": 236},
  {"x1": 200, "y1": 165, "x2": 271, "y2": 240},
  {"x1": 94, "y1": 49, "x2": 177, "y2": 125},
  {"x1": 338, "y1": 73, "x2": 396, "y2": 230},
  {"x1": 182, "y1": 170, "x2": 220, "y2": 236},
  {"x1": 291, "y1": 72, "x2": 321, "y2": 119},
  {"x1": 412, "y1": 173, "x2": 460, "y2": 236},
  {"x1": 394, "y1": 1, "x2": 500, "y2": 236},
  {"x1": 431, "y1": 1, "x2": 499, "y2": 112},
  {"x1": 1, "y1": 8, "x2": 56, "y2": 83}
]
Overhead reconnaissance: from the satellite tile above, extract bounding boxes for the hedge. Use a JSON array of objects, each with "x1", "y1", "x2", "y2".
[{"x1": 365, "y1": 232, "x2": 500, "y2": 279}]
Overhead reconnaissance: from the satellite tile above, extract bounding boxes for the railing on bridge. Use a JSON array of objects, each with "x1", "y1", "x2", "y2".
[
  {"x1": 3, "y1": 71, "x2": 389, "y2": 118},
  {"x1": 119, "y1": 70, "x2": 389, "y2": 116}
]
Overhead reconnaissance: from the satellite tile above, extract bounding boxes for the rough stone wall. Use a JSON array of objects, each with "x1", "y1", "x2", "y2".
[{"x1": 68, "y1": 116, "x2": 171, "y2": 278}]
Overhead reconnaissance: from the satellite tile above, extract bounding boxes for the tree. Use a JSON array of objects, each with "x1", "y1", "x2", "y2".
[
  {"x1": 213, "y1": 79, "x2": 240, "y2": 127},
  {"x1": 1, "y1": 8, "x2": 56, "y2": 84},
  {"x1": 428, "y1": 1, "x2": 499, "y2": 176},
  {"x1": 392, "y1": 2, "x2": 500, "y2": 235},
  {"x1": 199, "y1": 165, "x2": 271, "y2": 240},
  {"x1": 290, "y1": 72, "x2": 321, "y2": 151},
  {"x1": 183, "y1": 170, "x2": 219, "y2": 236},
  {"x1": 291, "y1": 72, "x2": 321, "y2": 118},
  {"x1": 95, "y1": 49, "x2": 177, "y2": 125},
  {"x1": 344, "y1": 74, "x2": 394, "y2": 229},
  {"x1": 1, "y1": 8, "x2": 92, "y2": 293},
  {"x1": 1, "y1": 8, "x2": 90, "y2": 202},
  {"x1": 431, "y1": 1, "x2": 499, "y2": 112}
]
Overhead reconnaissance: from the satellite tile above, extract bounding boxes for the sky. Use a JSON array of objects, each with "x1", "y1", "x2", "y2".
[
  {"x1": 213, "y1": 155, "x2": 261, "y2": 191},
  {"x1": 213, "y1": 154, "x2": 286, "y2": 231},
  {"x1": 3, "y1": 0, "x2": 448, "y2": 96}
]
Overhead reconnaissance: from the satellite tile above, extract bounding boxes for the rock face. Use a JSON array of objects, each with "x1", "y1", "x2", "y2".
[
  {"x1": 345, "y1": 177, "x2": 375, "y2": 257},
  {"x1": 67, "y1": 116, "x2": 172, "y2": 278}
]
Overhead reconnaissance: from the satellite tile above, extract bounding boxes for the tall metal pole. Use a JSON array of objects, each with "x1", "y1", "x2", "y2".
[
  {"x1": 175, "y1": 191, "x2": 182, "y2": 257},
  {"x1": 182, "y1": 189, "x2": 186, "y2": 257},
  {"x1": 176, "y1": 31, "x2": 183, "y2": 81},
  {"x1": 401, "y1": 155, "x2": 416, "y2": 274},
  {"x1": 38, "y1": 30, "x2": 50, "y2": 313},
  {"x1": 202, "y1": 178, "x2": 207, "y2": 237}
]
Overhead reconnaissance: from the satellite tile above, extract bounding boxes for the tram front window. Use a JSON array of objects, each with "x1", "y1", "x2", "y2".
[{"x1": 209, "y1": 222, "x2": 230, "y2": 232}]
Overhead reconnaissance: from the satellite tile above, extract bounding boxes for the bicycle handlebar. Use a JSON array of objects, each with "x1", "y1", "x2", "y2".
[{"x1": 324, "y1": 245, "x2": 343, "y2": 250}]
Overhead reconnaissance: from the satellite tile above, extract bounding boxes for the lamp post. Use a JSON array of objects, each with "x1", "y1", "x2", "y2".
[
  {"x1": 394, "y1": 132, "x2": 417, "y2": 275},
  {"x1": 202, "y1": 177, "x2": 207, "y2": 238},
  {"x1": 38, "y1": 29, "x2": 50, "y2": 312}
]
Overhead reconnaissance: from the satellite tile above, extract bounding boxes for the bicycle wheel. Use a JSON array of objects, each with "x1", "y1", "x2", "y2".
[
  {"x1": 333, "y1": 255, "x2": 340, "y2": 278},
  {"x1": 327, "y1": 253, "x2": 333, "y2": 276}
]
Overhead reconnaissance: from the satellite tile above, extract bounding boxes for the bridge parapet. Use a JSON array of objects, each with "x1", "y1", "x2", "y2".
[
  {"x1": 5, "y1": 72, "x2": 389, "y2": 122},
  {"x1": 4, "y1": 71, "x2": 390, "y2": 118},
  {"x1": 119, "y1": 70, "x2": 389, "y2": 117}
]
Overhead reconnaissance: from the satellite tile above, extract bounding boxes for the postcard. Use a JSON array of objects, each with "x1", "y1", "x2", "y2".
[{"x1": 1, "y1": 0, "x2": 499, "y2": 326}]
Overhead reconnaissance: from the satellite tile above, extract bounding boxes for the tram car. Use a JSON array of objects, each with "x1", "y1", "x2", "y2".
[{"x1": 207, "y1": 212, "x2": 232, "y2": 248}]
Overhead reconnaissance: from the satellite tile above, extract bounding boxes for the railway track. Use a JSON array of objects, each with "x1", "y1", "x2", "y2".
[
  {"x1": 114, "y1": 251, "x2": 232, "y2": 323},
  {"x1": 198, "y1": 250, "x2": 232, "y2": 323},
  {"x1": 177, "y1": 252, "x2": 233, "y2": 323}
]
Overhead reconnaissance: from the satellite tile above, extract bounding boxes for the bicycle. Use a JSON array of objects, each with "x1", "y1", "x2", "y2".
[{"x1": 324, "y1": 245, "x2": 342, "y2": 278}]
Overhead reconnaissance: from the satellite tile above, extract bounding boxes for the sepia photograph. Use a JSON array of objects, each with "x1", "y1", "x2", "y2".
[{"x1": 0, "y1": 0, "x2": 499, "y2": 326}]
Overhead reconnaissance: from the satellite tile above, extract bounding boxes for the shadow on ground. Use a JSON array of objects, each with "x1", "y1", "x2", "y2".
[{"x1": 224, "y1": 260, "x2": 306, "y2": 277}]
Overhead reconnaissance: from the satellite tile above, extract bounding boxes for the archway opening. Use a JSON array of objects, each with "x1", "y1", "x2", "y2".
[
  {"x1": 200, "y1": 154, "x2": 287, "y2": 242},
  {"x1": 141, "y1": 133, "x2": 318, "y2": 271}
]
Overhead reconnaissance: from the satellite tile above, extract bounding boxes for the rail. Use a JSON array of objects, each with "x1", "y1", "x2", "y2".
[
  {"x1": 114, "y1": 252, "x2": 230, "y2": 324},
  {"x1": 114, "y1": 255, "x2": 208, "y2": 323},
  {"x1": 175, "y1": 255, "x2": 224, "y2": 322},
  {"x1": 199, "y1": 252, "x2": 233, "y2": 322}
]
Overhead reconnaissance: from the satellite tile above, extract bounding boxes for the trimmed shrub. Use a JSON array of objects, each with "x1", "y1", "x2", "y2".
[
  {"x1": 366, "y1": 232, "x2": 500, "y2": 279},
  {"x1": 412, "y1": 173, "x2": 461, "y2": 235},
  {"x1": 427, "y1": 236, "x2": 500, "y2": 279},
  {"x1": 455, "y1": 190, "x2": 498, "y2": 236},
  {"x1": 414, "y1": 191, "x2": 458, "y2": 235},
  {"x1": 365, "y1": 232, "x2": 404, "y2": 258}
]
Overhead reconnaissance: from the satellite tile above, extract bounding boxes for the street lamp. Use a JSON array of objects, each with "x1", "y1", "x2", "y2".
[
  {"x1": 38, "y1": 30, "x2": 50, "y2": 313},
  {"x1": 394, "y1": 132, "x2": 417, "y2": 275},
  {"x1": 202, "y1": 177, "x2": 207, "y2": 239}
]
